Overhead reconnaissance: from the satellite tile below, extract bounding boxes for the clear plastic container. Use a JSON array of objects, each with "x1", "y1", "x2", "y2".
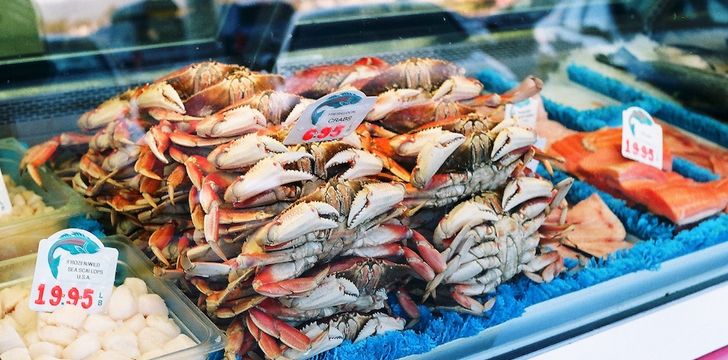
[
  {"x1": 0, "y1": 235, "x2": 226, "y2": 360},
  {"x1": 0, "y1": 137, "x2": 93, "y2": 260}
]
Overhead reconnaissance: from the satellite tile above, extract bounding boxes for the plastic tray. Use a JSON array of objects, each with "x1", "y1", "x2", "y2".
[
  {"x1": 0, "y1": 235, "x2": 226, "y2": 360},
  {"x1": 0, "y1": 137, "x2": 92, "y2": 260}
]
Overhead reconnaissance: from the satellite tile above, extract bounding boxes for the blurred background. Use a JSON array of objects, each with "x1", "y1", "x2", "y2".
[{"x1": 1, "y1": 0, "x2": 726, "y2": 144}]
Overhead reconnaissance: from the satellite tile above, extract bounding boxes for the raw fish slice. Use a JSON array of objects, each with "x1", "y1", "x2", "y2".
[
  {"x1": 548, "y1": 132, "x2": 589, "y2": 174},
  {"x1": 620, "y1": 180, "x2": 728, "y2": 225},
  {"x1": 561, "y1": 194, "x2": 629, "y2": 258},
  {"x1": 577, "y1": 149, "x2": 668, "y2": 188},
  {"x1": 581, "y1": 128, "x2": 622, "y2": 151},
  {"x1": 656, "y1": 119, "x2": 728, "y2": 176}
]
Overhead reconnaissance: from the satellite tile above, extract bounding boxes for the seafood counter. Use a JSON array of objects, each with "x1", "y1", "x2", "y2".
[{"x1": 14, "y1": 56, "x2": 728, "y2": 359}]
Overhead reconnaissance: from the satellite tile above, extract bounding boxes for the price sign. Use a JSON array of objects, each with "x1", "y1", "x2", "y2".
[
  {"x1": 504, "y1": 96, "x2": 539, "y2": 129},
  {"x1": 621, "y1": 107, "x2": 663, "y2": 169},
  {"x1": 526, "y1": 136, "x2": 547, "y2": 173},
  {"x1": 284, "y1": 89, "x2": 376, "y2": 145},
  {"x1": 0, "y1": 169, "x2": 11, "y2": 215},
  {"x1": 29, "y1": 229, "x2": 118, "y2": 313}
]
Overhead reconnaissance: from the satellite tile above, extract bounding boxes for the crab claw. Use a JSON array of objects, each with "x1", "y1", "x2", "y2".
[
  {"x1": 287, "y1": 276, "x2": 360, "y2": 310},
  {"x1": 266, "y1": 201, "x2": 339, "y2": 245},
  {"x1": 404, "y1": 231, "x2": 445, "y2": 282},
  {"x1": 184, "y1": 155, "x2": 215, "y2": 191},
  {"x1": 411, "y1": 130, "x2": 465, "y2": 188},
  {"x1": 77, "y1": 97, "x2": 131, "y2": 131},
  {"x1": 252, "y1": 263, "x2": 328, "y2": 297},
  {"x1": 245, "y1": 314, "x2": 284, "y2": 359},
  {"x1": 135, "y1": 82, "x2": 185, "y2": 113},
  {"x1": 21, "y1": 133, "x2": 91, "y2": 186},
  {"x1": 196, "y1": 105, "x2": 267, "y2": 138},
  {"x1": 148, "y1": 223, "x2": 177, "y2": 266},
  {"x1": 354, "y1": 313, "x2": 406, "y2": 343},
  {"x1": 549, "y1": 177, "x2": 574, "y2": 212},
  {"x1": 502, "y1": 75, "x2": 543, "y2": 104},
  {"x1": 348, "y1": 182, "x2": 405, "y2": 228},
  {"x1": 502, "y1": 177, "x2": 554, "y2": 212},
  {"x1": 433, "y1": 200, "x2": 498, "y2": 248},
  {"x1": 432, "y1": 76, "x2": 483, "y2": 101},
  {"x1": 144, "y1": 123, "x2": 172, "y2": 164},
  {"x1": 325, "y1": 149, "x2": 383, "y2": 180},
  {"x1": 20, "y1": 139, "x2": 60, "y2": 186},
  {"x1": 204, "y1": 201, "x2": 229, "y2": 261},
  {"x1": 490, "y1": 126, "x2": 537, "y2": 162},
  {"x1": 249, "y1": 309, "x2": 311, "y2": 352},
  {"x1": 224, "y1": 152, "x2": 314, "y2": 205},
  {"x1": 366, "y1": 88, "x2": 430, "y2": 121},
  {"x1": 208, "y1": 134, "x2": 287, "y2": 170},
  {"x1": 451, "y1": 292, "x2": 495, "y2": 315}
]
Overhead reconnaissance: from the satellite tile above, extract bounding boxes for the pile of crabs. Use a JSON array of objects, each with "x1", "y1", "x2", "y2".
[{"x1": 22, "y1": 58, "x2": 577, "y2": 359}]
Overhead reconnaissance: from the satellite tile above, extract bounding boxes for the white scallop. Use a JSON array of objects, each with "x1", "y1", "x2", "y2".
[
  {"x1": 101, "y1": 327, "x2": 140, "y2": 359},
  {"x1": 138, "y1": 294, "x2": 168, "y2": 317},
  {"x1": 62, "y1": 332, "x2": 101, "y2": 360},
  {"x1": 145, "y1": 315, "x2": 180, "y2": 339},
  {"x1": 123, "y1": 278, "x2": 148, "y2": 297},
  {"x1": 108, "y1": 286, "x2": 137, "y2": 321},
  {"x1": 161, "y1": 334, "x2": 196, "y2": 354},
  {"x1": 28, "y1": 341, "x2": 62, "y2": 359},
  {"x1": 83, "y1": 314, "x2": 118, "y2": 333},
  {"x1": 123, "y1": 313, "x2": 146, "y2": 333},
  {"x1": 137, "y1": 326, "x2": 173, "y2": 355},
  {"x1": 0, "y1": 347, "x2": 31, "y2": 360},
  {"x1": 48, "y1": 305, "x2": 87, "y2": 329},
  {"x1": 0, "y1": 323, "x2": 25, "y2": 353},
  {"x1": 37, "y1": 325, "x2": 77, "y2": 347}
]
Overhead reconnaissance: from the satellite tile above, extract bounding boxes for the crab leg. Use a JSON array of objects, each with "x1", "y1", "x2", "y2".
[
  {"x1": 249, "y1": 308, "x2": 311, "y2": 351},
  {"x1": 223, "y1": 152, "x2": 314, "y2": 205}
]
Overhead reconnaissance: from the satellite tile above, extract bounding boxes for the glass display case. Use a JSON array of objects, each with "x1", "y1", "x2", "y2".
[{"x1": 1, "y1": 1, "x2": 727, "y2": 359}]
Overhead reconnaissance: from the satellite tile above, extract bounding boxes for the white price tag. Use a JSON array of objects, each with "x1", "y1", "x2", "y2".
[
  {"x1": 621, "y1": 107, "x2": 663, "y2": 170},
  {"x1": 0, "y1": 169, "x2": 12, "y2": 215},
  {"x1": 504, "y1": 97, "x2": 539, "y2": 129},
  {"x1": 284, "y1": 89, "x2": 376, "y2": 145},
  {"x1": 526, "y1": 136, "x2": 547, "y2": 173},
  {"x1": 29, "y1": 229, "x2": 118, "y2": 313}
]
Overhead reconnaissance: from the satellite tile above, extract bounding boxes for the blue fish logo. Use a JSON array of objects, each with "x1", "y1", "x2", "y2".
[
  {"x1": 47, "y1": 232, "x2": 101, "y2": 278},
  {"x1": 311, "y1": 92, "x2": 362, "y2": 125},
  {"x1": 628, "y1": 110, "x2": 653, "y2": 136}
]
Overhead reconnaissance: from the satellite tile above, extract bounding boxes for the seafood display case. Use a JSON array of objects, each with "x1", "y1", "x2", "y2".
[{"x1": 1, "y1": 0, "x2": 728, "y2": 359}]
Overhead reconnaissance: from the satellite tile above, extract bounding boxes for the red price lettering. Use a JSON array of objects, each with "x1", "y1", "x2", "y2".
[
  {"x1": 49, "y1": 285, "x2": 62, "y2": 306},
  {"x1": 317, "y1": 126, "x2": 332, "y2": 139},
  {"x1": 68, "y1": 287, "x2": 80, "y2": 305},
  {"x1": 330, "y1": 124, "x2": 344, "y2": 138},
  {"x1": 626, "y1": 139, "x2": 656, "y2": 162},
  {"x1": 34, "y1": 284, "x2": 46, "y2": 305},
  {"x1": 303, "y1": 128, "x2": 317, "y2": 141},
  {"x1": 34, "y1": 284, "x2": 95, "y2": 309},
  {"x1": 81, "y1": 289, "x2": 94, "y2": 309}
]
